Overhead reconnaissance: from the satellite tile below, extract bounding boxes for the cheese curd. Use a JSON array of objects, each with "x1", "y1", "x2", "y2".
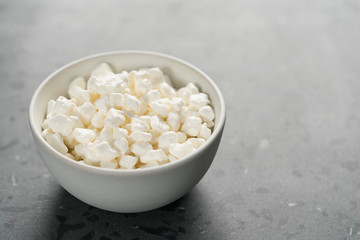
[{"x1": 41, "y1": 63, "x2": 215, "y2": 169}]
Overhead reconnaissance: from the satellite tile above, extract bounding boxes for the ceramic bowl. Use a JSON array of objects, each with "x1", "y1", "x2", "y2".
[{"x1": 29, "y1": 51, "x2": 226, "y2": 213}]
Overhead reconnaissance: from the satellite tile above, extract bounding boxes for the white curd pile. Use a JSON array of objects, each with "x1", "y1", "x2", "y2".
[{"x1": 41, "y1": 63, "x2": 215, "y2": 169}]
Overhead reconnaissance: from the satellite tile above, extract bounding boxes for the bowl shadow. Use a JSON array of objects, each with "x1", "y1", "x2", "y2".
[{"x1": 38, "y1": 185, "x2": 212, "y2": 240}]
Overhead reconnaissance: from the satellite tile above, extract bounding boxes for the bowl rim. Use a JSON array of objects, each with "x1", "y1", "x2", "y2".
[{"x1": 29, "y1": 50, "x2": 226, "y2": 176}]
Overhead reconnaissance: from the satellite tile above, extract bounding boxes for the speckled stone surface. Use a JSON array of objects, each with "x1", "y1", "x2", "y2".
[{"x1": 1, "y1": 0, "x2": 360, "y2": 239}]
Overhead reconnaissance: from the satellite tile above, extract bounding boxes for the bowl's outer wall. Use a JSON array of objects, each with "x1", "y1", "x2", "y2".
[
  {"x1": 35, "y1": 124, "x2": 224, "y2": 212},
  {"x1": 30, "y1": 51, "x2": 226, "y2": 212}
]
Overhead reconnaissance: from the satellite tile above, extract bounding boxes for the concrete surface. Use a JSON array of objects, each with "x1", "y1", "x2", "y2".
[{"x1": 1, "y1": 0, "x2": 360, "y2": 239}]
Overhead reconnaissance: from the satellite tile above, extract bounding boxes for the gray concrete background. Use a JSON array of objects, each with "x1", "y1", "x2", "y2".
[{"x1": 1, "y1": 0, "x2": 360, "y2": 239}]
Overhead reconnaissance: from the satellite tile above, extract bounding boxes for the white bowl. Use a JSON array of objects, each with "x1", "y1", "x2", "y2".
[{"x1": 29, "y1": 51, "x2": 226, "y2": 213}]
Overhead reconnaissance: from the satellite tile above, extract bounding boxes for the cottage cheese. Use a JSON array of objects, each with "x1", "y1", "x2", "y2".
[{"x1": 42, "y1": 63, "x2": 215, "y2": 169}]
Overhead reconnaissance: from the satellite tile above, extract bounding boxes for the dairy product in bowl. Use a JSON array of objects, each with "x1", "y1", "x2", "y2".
[{"x1": 41, "y1": 63, "x2": 215, "y2": 169}]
